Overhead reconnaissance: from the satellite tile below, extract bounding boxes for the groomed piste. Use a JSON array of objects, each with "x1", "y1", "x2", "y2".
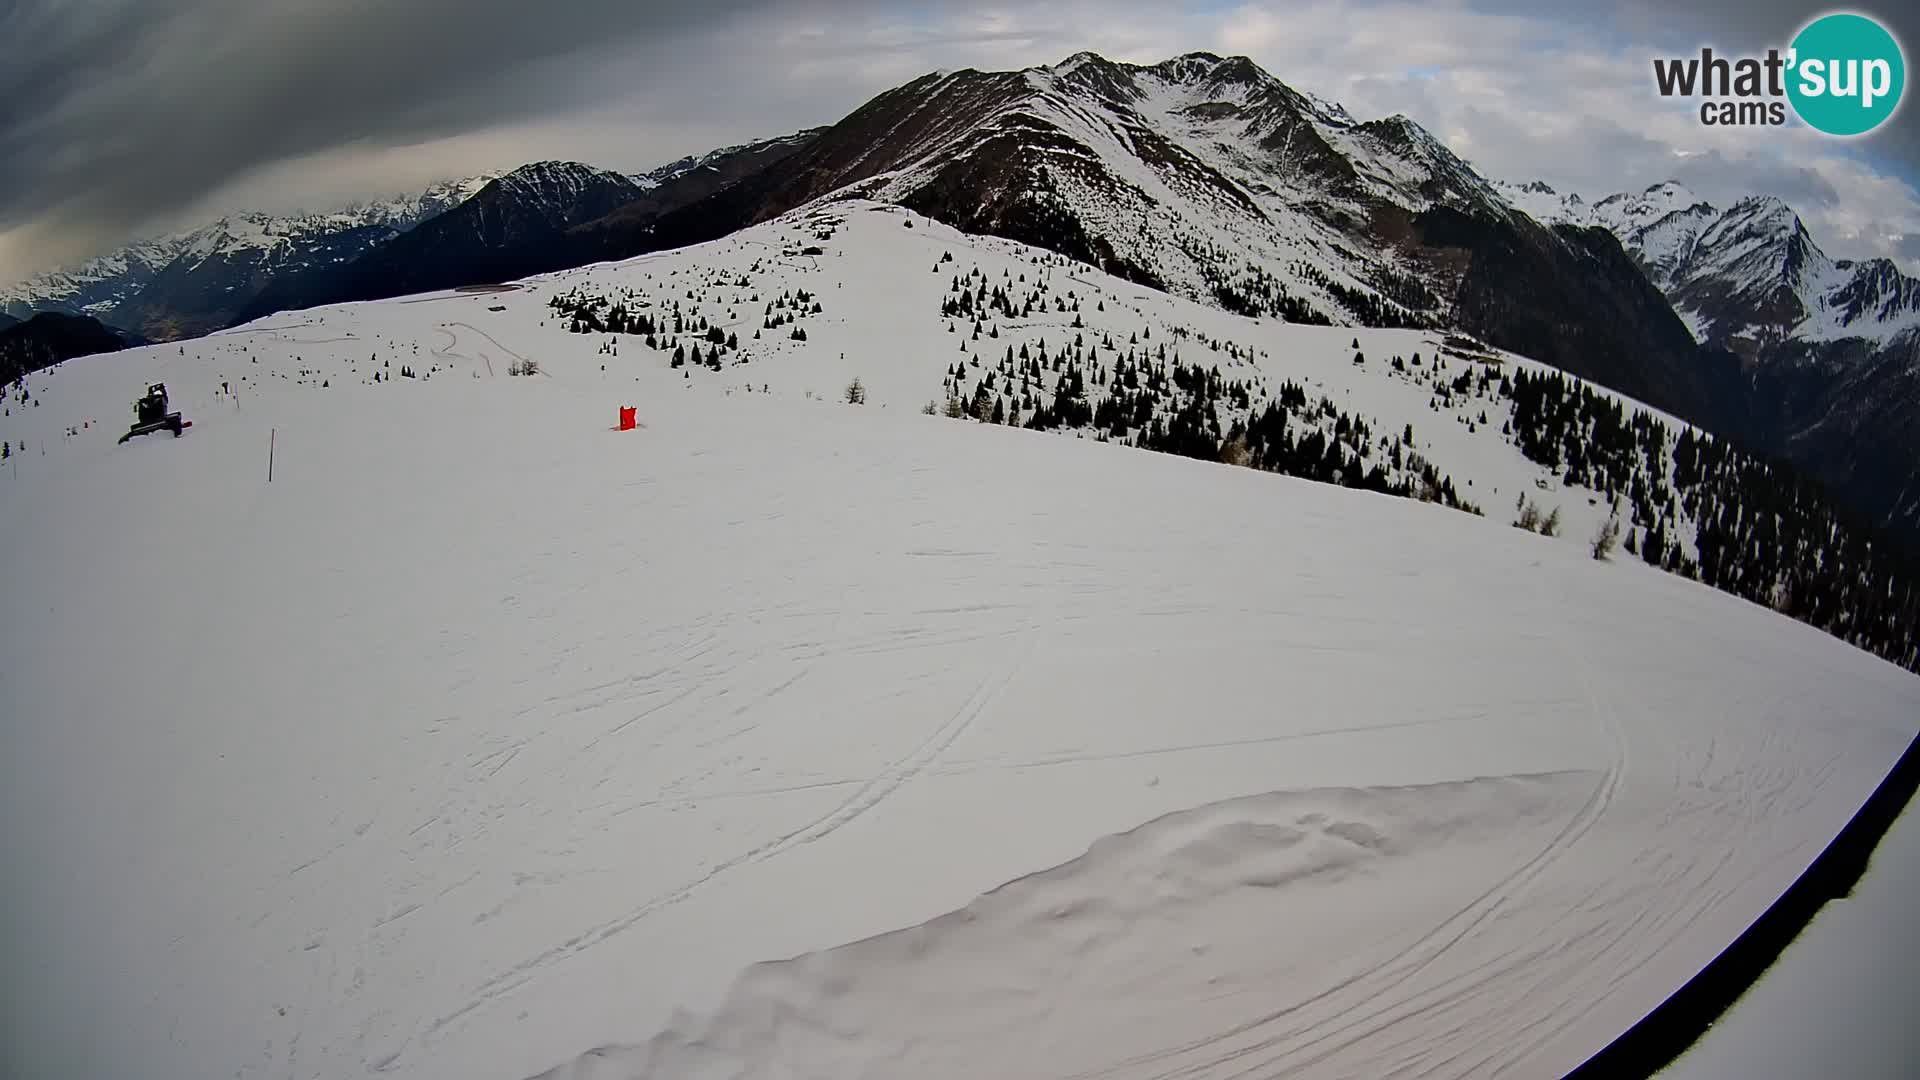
[{"x1": 2, "y1": 205, "x2": 1915, "y2": 1080}]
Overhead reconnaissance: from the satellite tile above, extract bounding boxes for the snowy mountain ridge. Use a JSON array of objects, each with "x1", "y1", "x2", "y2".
[
  {"x1": 1, "y1": 176, "x2": 497, "y2": 307},
  {"x1": 0, "y1": 236, "x2": 195, "y2": 325},
  {"x1": 813, "y1": 49, "x2": 1522, "y2": 327},
  {"x1": 1494, "y1": 178, "x2": 1920, "y2": 351},
  {"x1": 0, "y1": 174, "x2": 501, "y2": 337},
  {"x1": 488, "y1": 162, "x2": 640, "y2": 213},
  {"x1": 632, "y1": 130, "x2": 825, "y2": 191}
]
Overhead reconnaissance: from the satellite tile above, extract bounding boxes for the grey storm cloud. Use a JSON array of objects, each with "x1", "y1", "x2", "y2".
[
  {"x1": 0, "y1": 0, "x2": 793, "y2": 245},
  {"x1": 3, "y1": 0, "x2": 1918, "y2": 281},
  {"x1": 8, "y1": 0, "x2": 1047, "y2": 280}
]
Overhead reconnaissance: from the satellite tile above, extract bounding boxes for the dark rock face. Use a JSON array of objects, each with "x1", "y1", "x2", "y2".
[
  {"x1": 1413, "y1": 208, "x2": 1733, "y2": 424},
  {"x1": 1727, "y1": 334, "x2": 1920, "y2": 544}
]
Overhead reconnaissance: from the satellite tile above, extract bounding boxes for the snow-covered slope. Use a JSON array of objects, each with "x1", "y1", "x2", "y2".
[
  {"x1": 2, "y1": 204, "x2": 1916, "y2": 1080},
  {"x1": 1622, "y1": 202, "x2": 1721, "y2": 295}
]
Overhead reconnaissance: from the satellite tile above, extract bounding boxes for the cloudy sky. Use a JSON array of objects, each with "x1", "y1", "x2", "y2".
[{"x1": 1, "y1": 0, "x2": 1916, "y2": 284}]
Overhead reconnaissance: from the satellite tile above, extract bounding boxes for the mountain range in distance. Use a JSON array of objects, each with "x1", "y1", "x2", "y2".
[{"x1": 3, "y1": 51, "x2": 1917, "y2": 545}]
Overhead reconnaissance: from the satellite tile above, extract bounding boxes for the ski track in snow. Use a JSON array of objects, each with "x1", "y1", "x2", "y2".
[
  {"x1": 429, "y1": 636, "x2": 1027, "y2": 1042},
  {"x1": 0, "y1": 203, "x2": 1915, "y2": 1080},
  {"x1": 1058, "y1": 612, "x2": 1629, "y2": 1080},
  {"x1": 1155, "y1": 581, "x2": 1635, "y2": 1080}
]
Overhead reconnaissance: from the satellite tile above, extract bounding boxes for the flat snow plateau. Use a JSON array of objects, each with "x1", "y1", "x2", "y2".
[{"x1": 2, "y1": 205, "x2": 1916, "y2": 1080}]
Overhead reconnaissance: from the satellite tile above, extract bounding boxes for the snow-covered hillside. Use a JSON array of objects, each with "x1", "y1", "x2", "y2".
[{"x1": 2, "y1": 204, "x2": 1916, "y2": 1080}]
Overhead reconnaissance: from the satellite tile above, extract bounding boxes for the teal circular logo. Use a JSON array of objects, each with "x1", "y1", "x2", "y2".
[{"x1": 1787, "y1": 13, "x2": 1906, "y2": 135}]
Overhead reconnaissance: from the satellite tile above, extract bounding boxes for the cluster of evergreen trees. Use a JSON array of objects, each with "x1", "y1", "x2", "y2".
[
  {"x1": 1194, "y1": 254, "x2": 1442, "y2": 329},
  {"x1": 1291, "y1": 262, "x2": 1435, "y2": 330},
  {"x1": 1223, "y1": 389, "x2": 1475, "y2": 509},
  {"x1": 761, "y1": 289, "x2": 822, "y2": 333},
  {"x1": 938, "y1": 261, "x2": 1080, "y2": 324},
  {"x1": 545, "y1": 279, "x2": 826, "y2": 374},
  {"x1": 1204, "y1": 260, "x2": 1331, "y2": 324},
  {"x1": 1504, "y1": 369, "x2": 1918, "y2": 673},
  {"x1": 932, "y1": 269, "x2": 1482, "y2": 516},
  {"x1": 549, "y1": 286, "x2": 655, "y2": 337},
  {"x1": 1367, "y1": 264, "x2": 1445, "y2": 319}
]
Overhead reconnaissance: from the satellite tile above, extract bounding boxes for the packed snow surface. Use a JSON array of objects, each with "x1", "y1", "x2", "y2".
[{"x1": 2, "y1": 206, "x2": 1916, "y2": 1080}]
